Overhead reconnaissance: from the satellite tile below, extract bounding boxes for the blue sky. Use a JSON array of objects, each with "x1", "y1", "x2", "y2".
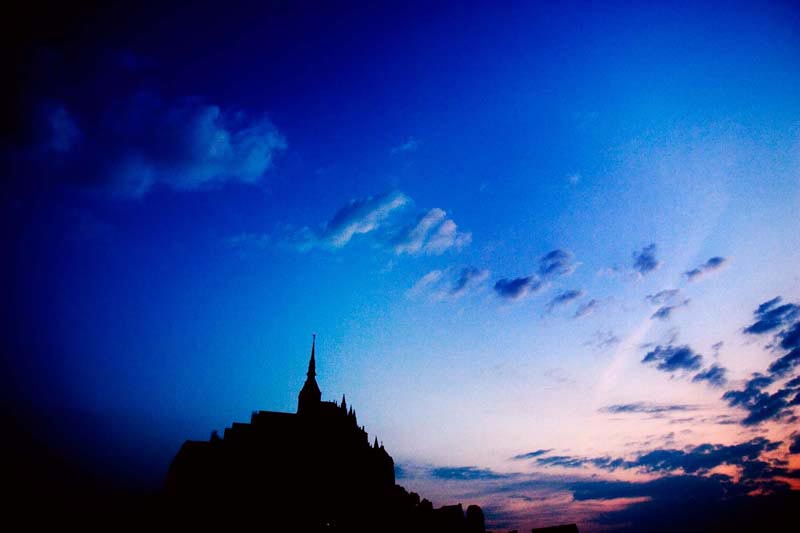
[{"x1": 3, "y1": 1, "x2": 800, "y2": 530}]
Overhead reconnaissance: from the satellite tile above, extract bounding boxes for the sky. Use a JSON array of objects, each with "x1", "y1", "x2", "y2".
[{"x1": 2, "y1": 1, "x2": 800, "y2": 530}]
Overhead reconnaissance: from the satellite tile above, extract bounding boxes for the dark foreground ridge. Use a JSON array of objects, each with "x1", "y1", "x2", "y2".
[
  {"x1": 166, "y1": 336, "x2": 509, "y2": 532},
  {"x1": 166, "y1": 343, "x2": 577, "y2": 533}
]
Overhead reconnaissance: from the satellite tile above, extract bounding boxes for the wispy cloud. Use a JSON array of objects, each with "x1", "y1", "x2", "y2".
[
  {"x1": 645, "y1": 289, "x2": 680, "y2": 306},
  {"x1": 290, "y1": 191, "x2": 410, "y2": 251},
  {"x1": 546, "y1": 289, "x2": 585, "y2": 312},
  {"x1": 511, "y1": 449, "x2": 553, "y2": 461},
  {"x1": 684, "y1": 256, "x2": 729, "y2": 282},
  {"x1": 584, "y1": 330, "x2": 620, "y2": 351},
  {"x1": 408, "y1": 267, "x2": 489, "y2": 300},
  {"x1": 599, "y1": 403, "x2": 699, "y2": 415},
  {"x1": 390, "y1": 136, "x2": 420, "y2": 154},
  {"x1": 393, "y1": 208, "x2": 471, "y2": 255},
  {"x1": 650, "y1": 299, "x2": 690, "y2": 321},
  {"x1": 573, "y1": 299, "x2": 599, "y2": 318},
  {"x1": 449, "y1": 267, "x2": 490, "y2": 298}
]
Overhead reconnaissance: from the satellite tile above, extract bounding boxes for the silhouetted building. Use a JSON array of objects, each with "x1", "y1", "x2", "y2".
[
  {"x1": 530, "y1": 525, "x2": 579, "y2": 533},
  {"x1": 166, "y1": 336, "x2": 486, "y2": 532}
]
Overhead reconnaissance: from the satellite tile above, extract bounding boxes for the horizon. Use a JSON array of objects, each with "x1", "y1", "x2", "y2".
[{"x1": 3, "y1": 1, "x2": 800, "y2": 531}]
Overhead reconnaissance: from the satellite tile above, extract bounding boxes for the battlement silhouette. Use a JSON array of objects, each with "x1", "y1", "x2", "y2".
[{"x1": 166, "y1": 336, "x2": 489, "y2": 532}]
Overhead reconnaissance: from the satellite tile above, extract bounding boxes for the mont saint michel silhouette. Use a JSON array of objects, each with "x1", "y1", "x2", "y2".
[{"x1": 166, "y1": 336, "x2": 579, "y2": 533}]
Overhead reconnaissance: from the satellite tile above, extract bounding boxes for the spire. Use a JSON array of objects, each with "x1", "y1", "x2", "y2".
[
  {"x1": 297, "y1": 334, "x2": 321, "y2": 415},
  {"x1": 307, "y1": 333, "x2": 316, "y2": 378},
  {"x1": 341, "y1": 394, "x2": 347, "y2": 412},
  {"x1": 374, "y1": 437, "x2": 379, "y2": 449}
]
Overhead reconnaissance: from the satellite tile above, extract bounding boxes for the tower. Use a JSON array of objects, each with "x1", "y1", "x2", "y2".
[{"x1": 297, "y1": 334, "x2": 321, "y2": 415}]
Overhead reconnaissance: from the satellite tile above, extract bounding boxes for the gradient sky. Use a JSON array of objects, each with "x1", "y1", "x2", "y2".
[{"x1": 3, "y1": 2, "x2": 800, "y2": 531}]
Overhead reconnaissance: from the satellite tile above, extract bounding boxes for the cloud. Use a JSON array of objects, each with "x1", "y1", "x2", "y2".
[
  {"x1": 429, "y1": 466, "x2": 507, "y2": 481},
  {"x1": 538, "y1": 249, "x2": 577, "y2": 278},
  {"x1": 390, "y1": 136, "x2": 420, "y2": 154},
  {"x1": 546, "y1": 289, "x2": 585, "y2": 312},
  {"x1": 645, "y1": 289, "x2": 680, "y2": 306},
  {"x1": 790, "y1": 434, "x2": 800, "y2": 454},
  {"x1": 408, "y1": 267, "x2": 488, "y2": 300},
  {"x1": 743, "y1": 297, "x2": 799, "y2": 335},
  {"x1": 394, "y1": 208, "x2": 471, "y2": 255},
  {"x1": 511, "y1": 449, "x2": 553, "y2": 461},
  {"x1": 722, "y1": 373, "x2": 800, "y2": 426},
  {"x1": 494, "y1": 276, "x2": 544, "y2": 301},
  {"x1": 291, "y1": 192, "x2": 410, "y2": 250},
  {"x1": 632, "y1": 243, "x2": 660, "y2": 275},
  {"x1": 535, "y1": 437, "x2": 781, "y2": 475},
  {"x1": 449, "y1": 267, "x2": 490, "y2": 297},
  {"x1": 599, "y1": 403, "x2": 699, "y2": 415},
  {"x1": 34, "y1": 94, "x2": 287, "y2": 198},
  {"x1": 684, "y1": 256, "x2": 729, "y2": 282},
  {"x1": 573, "y1": 299, "x2": 598, "y2": 318},
  {"x1": 584, "y1": 330, "x2": 620, "y2": 351},
  {"x1": 650, "y1": 299, "x2": 690, "y2": 321},
  {"x1": 642, "y1": 344, "x2": 703, "y2": 373},
  {"x1": 692, "y1": 364, "x2": 728, "y2": 387},
  {"x1": 738, "y1": 297, "x2": 800, "y2": 378},
  {"x1": 407, "y1": 270, "x2": 444, "y2": 298}
]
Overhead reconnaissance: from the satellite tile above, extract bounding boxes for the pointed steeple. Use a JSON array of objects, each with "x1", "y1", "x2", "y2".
[
  {"x1": 374, "y1": 437, "x2": 379, "y2": 449},
  {"x1": 307, "y1": 333, "x2": 316, "y2": 378},
  {"x1": 297, "y1": 334, "x2": 321, "y2": 415},
  {"x1": 341, "y1": 394, "x2": 347, "y2": 412}
]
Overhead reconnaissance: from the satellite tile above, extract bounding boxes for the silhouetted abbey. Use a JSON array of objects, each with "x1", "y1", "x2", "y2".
[{"x1": 167, "y1": 336, "x2": 488, "y2": 532}]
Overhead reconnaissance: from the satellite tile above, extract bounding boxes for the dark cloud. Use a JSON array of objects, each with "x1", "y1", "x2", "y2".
[
  {"x1": 684, "y1": 256, "x2": 728, "y2": 282},
  {"x1": 767, "y1": 348, "x2": 800, "y2": 377},
  {"x1": 646, "y1": 289, "x2": 679, "y2": 305},
  {"x1": 642, "y1": 344, "x2": 703, "y2": 373},
  {"x1": 692, "y1": 364, "x2": 728, "y2": 387},
  {"x1": 510, "y1": 449, "x2": 553, "y2": 461},
  {"x1": 546, "y1": 289, "x2": 584, "y2": 312},
  {"x1": 494, "y1": 276, "x2": 543, "y2": 301},
  {"x1": 790, "y1": 434, "x2": 800, "y2": 454},
  {"x1": 632, "y1": 243, "x2": 660, "y2": 275},
  {"x1": 429, "y1": 466, "x2": 506, "y2": 481},
  {"x1": 780, "y1": 321, "x2": 800, "y2": 351},
  {"x1": 538, "y1": 249, "x2": 576, "y2": 278},
  {"x1": 573, "y1": 298, "x2": 598, "y2": 318},
  {"x1": 28, "y1": 93, "x2": 287, "y2": 198},
  {"x1": 449, "y1": 267, "x2": 489, "y2": 297},
  {"x1": 569, "y1": 475, "x2": 799, "y2": 532},
  {"x1": 743, "y1": 297, "x2": 799, "y2": 335},
  {"x1": 722, "y1": 373, "x2": 800, "y2": 425},
  {"x1": 536, "y1": 437, "x2": 781, "y2": 476},
  {"x1": 650, "y1": 299, "x2": 690, "y2": 321},
  {"x1": 600, "y1": 402, "x2": 699, "y2": 414}
]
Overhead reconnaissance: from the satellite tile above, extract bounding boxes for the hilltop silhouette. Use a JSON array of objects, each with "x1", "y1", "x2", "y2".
[{"x1": 166, "y1": 335, "x2": 494, "y2": 532}]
